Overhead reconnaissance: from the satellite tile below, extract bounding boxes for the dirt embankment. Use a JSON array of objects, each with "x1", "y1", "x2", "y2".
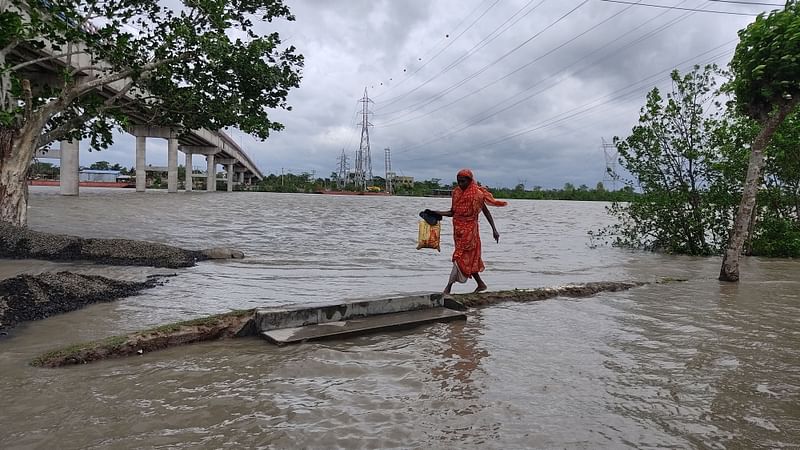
[
  {"x1": 0, "y1": 222, "x2": 250, "y2": 334},
  {"x1": 32, "y1": 280, "x2": 670, "y2": 368},
  {"x1": 453, "y1": 281, "x2": 649, "y2": 308},
  {"x1": 0, "y1": 222, "x2": 204, "y2": 268},
  {"x1": 0, "y1": 272, "x2": 172, "y2": 333},
  {"x1": 31, "y1": 310, "x2": 256, "y2": 368}
]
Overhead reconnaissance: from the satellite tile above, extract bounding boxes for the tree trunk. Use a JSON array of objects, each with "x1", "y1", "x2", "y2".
[
  {"x1": 0, "y1": 123, "x2": 40, "y2": 227},
  {"x1": 719, "y1": 99, "x2": 799, "y2": 281}
]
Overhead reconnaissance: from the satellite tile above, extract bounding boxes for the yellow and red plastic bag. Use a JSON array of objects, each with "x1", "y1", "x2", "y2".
[{"x1": 416, "y1": 220, "x2": 441, "y2": 251}]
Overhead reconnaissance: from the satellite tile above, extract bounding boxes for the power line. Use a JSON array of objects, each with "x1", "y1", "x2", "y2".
[
  {"x1": 374, "y1": 0, "x2": 500, "y2": 99},
  {"x1": 599, "y1": 0, "x2": 763, "y2": 15},
  {"x1": 375, "y1": 0, "x2": 502, "y2": 106},
  {"x1": 437, "y1": 0, "x2": 547, "y2": 79},
  {"x1": 392, "y1": 1, "x2": 709, "y2": 153},
  {"x1": 379, "y1": 0, "x2": 648, "y2": 128},
  {"x1": 446, "y1": 47, "x2": 734, "y2": 157},
  {"x1": 377, "y1": 0, "x2": 548, "y2": 119},
  {"x1": 377, "y1": 0, "x2": 591, "y2": 119},
  {"x1": 396, "y1": 42, "x2": 735, "y2": 161},
  {"x1": 341, "y1": 99, "x2": 362, "y2": 155}
]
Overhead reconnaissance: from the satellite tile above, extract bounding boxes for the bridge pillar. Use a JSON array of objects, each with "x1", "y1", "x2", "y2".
[
  {"x1": 227, "y1": 163, "x2": 234, "y2": 192},
  {"x1": 135, "y1": 135, "x2": 146, "y2": 192},
  {"x1": 167, "y1": 137, "x2": 178, "y2": 193},
  {"x1": 185, "y1": 152, "x2": 193, "y2": 192},
  {"x1": 206, "y1": 154, "x2": 216, "y2": 192},
  {"x1": 239, "y1": 171, "x2": 245, "y2": 184},
  {"x1": 59, "y1": 140, "x2": 79, "y2": 196}
]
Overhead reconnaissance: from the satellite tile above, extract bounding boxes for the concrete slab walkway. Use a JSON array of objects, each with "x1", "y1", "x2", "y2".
[{"x1": 255, "y1": 293, "x2": 466, "y2": 345}]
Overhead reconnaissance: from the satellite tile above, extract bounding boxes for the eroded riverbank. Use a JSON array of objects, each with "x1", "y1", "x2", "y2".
[
  {"x1": 0, "y1": 272, "x2": 172, "y2": 333},
  {"x1": 0, "y1": 221, "x2": 245, "y2": 333}
]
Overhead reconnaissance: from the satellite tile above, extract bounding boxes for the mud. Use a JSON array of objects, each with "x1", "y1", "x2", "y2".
[
  {"x1": 0, "y1": 272, "x2": 171, "y2": 333},
  {"x1": 0, "y1": 222, "x2": 204, "y2": 268},
  {"x1": 32, "y1": 310, "x2": 255, "y2": 367},
  {"x1": 452, "y1": 281, "x2": 651, "y2": 308}
]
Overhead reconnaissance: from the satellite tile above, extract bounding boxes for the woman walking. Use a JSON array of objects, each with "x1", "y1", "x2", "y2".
[{"x1": 429, "y1": 169, "x2": 507, "y2": 294}]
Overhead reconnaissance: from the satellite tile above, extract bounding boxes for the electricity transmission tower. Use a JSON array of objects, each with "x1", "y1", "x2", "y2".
[
  {"x1": 354, "y1": 87, "x2": 373, "y2": 191},
  {"x1": 384, "y1": 147, "x2": 393, "y2": 194},
  {"x1": 601, "y1": 137, "x2": 618, "y2": 191},
  {"x1": 336, "y1": 149, "x2": 349, "y2": 189}
]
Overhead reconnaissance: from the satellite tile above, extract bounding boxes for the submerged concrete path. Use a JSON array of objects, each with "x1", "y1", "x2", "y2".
[
  {"x1": 31, "y1": 280, "x2": 666, "y2": 367},
  {"x1": 258, "y1": 294, "x2": 466, "y2": 344}
]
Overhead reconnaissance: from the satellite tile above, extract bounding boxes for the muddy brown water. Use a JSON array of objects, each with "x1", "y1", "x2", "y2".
[{"x1": 1, "y1": 187, "x2": 798, "y2": 448}]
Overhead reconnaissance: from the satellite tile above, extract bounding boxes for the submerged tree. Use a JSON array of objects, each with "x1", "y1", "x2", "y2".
[
  {"x1": 0, "y1": 0, "x2": 303, "y2": 226},
  {"x1": 719, "y1": 1, "x2": 800, "y2": 281},
  {"x1": 604, "y1": 65, "x2": 733, "y2": 255}
]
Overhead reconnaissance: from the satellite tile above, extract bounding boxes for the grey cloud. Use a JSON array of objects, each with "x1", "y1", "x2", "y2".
[{"x1": 74, "y1": 0, "x2": 775, "y2": 189}]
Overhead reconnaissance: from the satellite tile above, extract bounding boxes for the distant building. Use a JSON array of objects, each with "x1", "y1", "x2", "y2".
[
  {"x1": 79, "y1": 169, "x2": 120, "y2": 182},
  {"x1": 391, "y1": 175, "x2": 414, "y2": 187}
]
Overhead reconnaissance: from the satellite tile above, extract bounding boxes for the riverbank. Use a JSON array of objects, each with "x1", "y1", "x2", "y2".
[
  {"x1": 0, "y1": 222, "x2": 203, "y2": 268},
  {"x1": 0, "y1": 222, "x2": 248, "y2": 333},
  {"x1": 31, "y1": 280, "x2": 659, "y2": 367},
  {"x1": 0, "y1": 272, "x2": 172, "y2": 333},
  {"x1": 0, "y1": 222, "x2": 247, "y2": 269}
]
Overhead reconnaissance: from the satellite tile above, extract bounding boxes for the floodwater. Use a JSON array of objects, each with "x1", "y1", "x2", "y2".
[{"x1": 1, "y1": 186, "x2": 798, "y2": 449}]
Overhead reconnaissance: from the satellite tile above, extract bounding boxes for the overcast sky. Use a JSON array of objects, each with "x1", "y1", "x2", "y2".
[{"x1": 77, "y1": 0, "x2": 779, "y2": 189}]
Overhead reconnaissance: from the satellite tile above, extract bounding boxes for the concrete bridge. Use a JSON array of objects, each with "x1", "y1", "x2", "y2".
[{"x1": 13, "y1": 8, "x2": 264, "y2": 195}]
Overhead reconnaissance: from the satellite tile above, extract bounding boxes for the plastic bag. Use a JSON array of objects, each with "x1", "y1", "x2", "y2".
[{"x1": 417, "y1": 219, "x2": 441, "y2": 251}]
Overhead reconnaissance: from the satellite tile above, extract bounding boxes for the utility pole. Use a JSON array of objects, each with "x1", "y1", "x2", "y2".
[
  {"x1": 354, "y1": 87, "x2": 373, "y2": 191},
  {"x1": 337, "y1": 149, "x2": 348, "y2": 189},
  {"x1": 384, "y1": 147, "x2": 393, "y2": 194},
  {"x1": 601, "y1": 137, "x2": 618, "y2": 191}
]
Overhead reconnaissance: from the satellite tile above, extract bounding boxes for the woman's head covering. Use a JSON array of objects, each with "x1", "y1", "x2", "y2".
[
  {"x1": 457, "y1": 168, "x2": 474, "y2": 180},
  {"x1": 455, "y1": 168, "x2": 507, "y2": 207}
]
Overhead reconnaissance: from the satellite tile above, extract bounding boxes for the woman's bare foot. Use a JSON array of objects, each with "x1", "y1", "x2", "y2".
[{"x1": 472, "y1": 274, "x2": 487, "y2": 293}]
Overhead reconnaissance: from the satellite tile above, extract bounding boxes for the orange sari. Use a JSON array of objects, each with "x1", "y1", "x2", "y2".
[{"x1": 451, "y1": 170, "x2": 507, "y2": 277}]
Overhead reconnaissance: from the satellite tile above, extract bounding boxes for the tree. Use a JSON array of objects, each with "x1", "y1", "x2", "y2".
[
  {"x1": 720, "y1": 2, "x2": 800, "y2": 281},
  {"x1": 1, "y1": 0, "x2": 303, "y2": 226},
  {"x1": 603, "y1": 65, "x2": 732, "y2": 255},
  {"x1": 88, "y1": 160, "x2": 110, "y2": 170}
]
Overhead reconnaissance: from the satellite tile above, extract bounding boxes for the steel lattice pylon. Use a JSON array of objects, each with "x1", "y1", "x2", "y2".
[
  {"x1": 601, "y1": 137, "x2": 618, "y2": 191},
  {"x1": 353, "y1": 88, "x2": 373, "y2": 191},
  {"x1": 337, "y1": 149, "x2": 348, "y2": 189},
  {"x1": 384, "y1": 147, "x2": 393, "y2": 194}
]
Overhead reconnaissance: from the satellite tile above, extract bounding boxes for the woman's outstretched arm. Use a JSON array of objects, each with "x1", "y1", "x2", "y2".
[{"x1": 482, "y1": 204, "x2": 500, "y2": 242}]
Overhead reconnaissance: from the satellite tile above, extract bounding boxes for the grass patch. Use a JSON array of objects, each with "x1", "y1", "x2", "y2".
[
  {"x1": 147, "y1": 309, "x2": 255, "y2": 334},
  {"x1": 31, "y1": 335, "x2": 129, "y2": 367},
  {"x1": 31, "y1": 309, "x2": 257, "y2": 367}
]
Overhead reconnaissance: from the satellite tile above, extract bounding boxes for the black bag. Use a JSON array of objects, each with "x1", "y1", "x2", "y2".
[{"x1": 419, "y1": 209, "x2": 443, "y2": 226}]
